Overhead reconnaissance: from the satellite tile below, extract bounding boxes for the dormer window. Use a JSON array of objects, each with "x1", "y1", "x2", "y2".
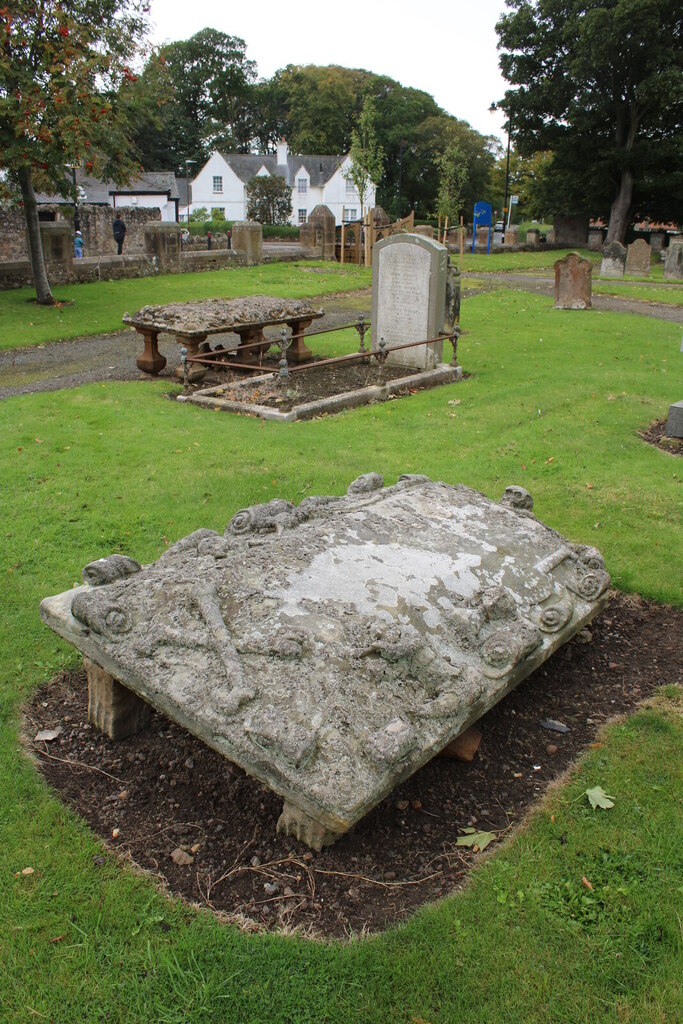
[
  {"x1": 297, "y1": 178, "x2": 308, "y2": 194},
  {"x1": 345, "y1": 178, "x2": 356, "y2": 195},
  {"x1": 212, "y1": 176, "x2": 223, "y2": 194}
]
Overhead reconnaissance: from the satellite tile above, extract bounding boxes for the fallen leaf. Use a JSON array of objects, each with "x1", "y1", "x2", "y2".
[
  {"x1": 582, "y1": 876, "x2": 594, "y2": 891},
  {"x1": 456, "y1": 828, "x2": 498, "y2": 852},
  {"x1": 34, "y1": 727, "x2": 62, "y2": 743},
  {"x1": 540, "y1": 719, "x2": 569, "y2": 734},
  {"x1": 586, "y1": 785, "x2": 615, "y2": 810},
  {"x1": 112, "y1": 828, "x2": 120, "y2": 838},
  {"x1": 21, "y1": 867, "x2": 35, "y2": 876}
]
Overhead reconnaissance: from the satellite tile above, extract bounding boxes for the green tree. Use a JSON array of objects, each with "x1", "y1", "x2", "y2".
[
  {"x1": 435, "y1": 143, "x2": 469, "y2": 224},
  {"x1": 133, "y1": 29, "x2": 257, "y2": 170},
  {"x1": 496, "y1": 0, "x2": 683, "y2": 242},
  {"x1": 343, "y1": 95, "x2": 384, "y2": 218},
  {"x1": 245, "y1": 175, "x2": 292, "y2": 225},
  {"x1": 0, "y1": 0, "x2": 151, "y2": 304},
  {"x1": 272, "y1": 65, "x2": 368, "y2": 153}
]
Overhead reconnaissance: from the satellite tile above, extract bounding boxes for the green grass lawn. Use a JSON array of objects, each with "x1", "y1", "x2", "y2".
[
  {"x1": 1, "y1": 279, "x2": 682, "y2": 1022},
  {"x1": 0, "y1": 261, "x2": 371, "y2": 350},
  {"x1": 593, "y1": 281, "x2": 683, "y2": 304}
]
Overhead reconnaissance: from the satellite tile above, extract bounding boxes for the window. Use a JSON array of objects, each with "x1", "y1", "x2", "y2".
[
  {"x1": 298, "y1": 209, "x2": 307, "y2": 224},
  {"x1": 344, "y1": 209, "x2": 357, "y2": 222},
  {"x1": 345, "y1": 178, "x2": 356, "y2": 195},
  {"x1": 212, "y1": 176, "x2": 223, "y2": 194},
  {"x1": 297, "y1": 178, "x2": 308, "y2": 194}
]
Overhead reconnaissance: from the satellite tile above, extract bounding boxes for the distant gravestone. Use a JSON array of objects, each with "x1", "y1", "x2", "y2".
[
  {"x1": 600, "y1": 241, "x2": 626, "y2": 278},
  {"x1": 649, "y1": 232, "x2": 666, "y2": 253},
  {"x1": 663, "y1": 241, "x2": 683, "y2": 280},
  {"x1": 232, "y1": 221, "x2": 262, "y2": 265},
  {"x1": 371, "y1": 234, "x2": 447, "y2": 370},
  {"x1": 414, "y1": 225, "x2": 435, "y2": 238},
  {"x1": 588, "y1": 229, "x2": 604, "y2": 252},
  {"x1": 307, "y1": 205, "x2": 336, "y2": 260},
  {"x1": 554, "y1": 252, "x2": 592, "y2": 309},
  {"x1": 666, "y1": 400, "x2": 683, "y2": 438},
  {"x1": 526, "y1": 229, "x2": 540, "y2": 248},
  {"x1": 625, "y1": 239, "x2": 650, "y2": 276}
]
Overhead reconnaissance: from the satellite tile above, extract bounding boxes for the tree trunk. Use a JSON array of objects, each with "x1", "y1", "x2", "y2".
[
  {"x1": 605, "y1": 168, "x2": 633, "y2": 246},
  {"x1": 18, "y1": 165, "x2": 54, "y2": 306}
]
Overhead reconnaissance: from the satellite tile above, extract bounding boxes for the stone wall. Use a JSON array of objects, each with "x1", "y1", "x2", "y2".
[{"x1": 0, "y1": 203, "x2": 162, "y2": 262}]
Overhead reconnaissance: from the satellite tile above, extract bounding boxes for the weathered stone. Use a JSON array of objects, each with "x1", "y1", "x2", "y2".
[
  {"x1": 600, "y1": 241, "x2": 627, "y2": 278},
  {"x1": 665, "y1": 400, "x2": 683, "y2": 438},
  {"x1": 663, "y1": 241, "x2": 683, "y2": 280},
  {"x1": 439, "y1": 725, "x2": 482, "y2": 762},
  {"x1": 371, "y1": 235, "x2": 448, "y2": 370},
  {"x1": 625, "y1": 238, "x2": 650, "y2": 276},
  {"x1": 413, "y1": 225, "x2": 435, "y2": 238},
  {"x1": 587, "y1": 228, "x2": 604, "y2": 252},
  {"x1": 306, "y1": 205, "x2": 336, "y2": 260},
  {"x1": 554, "y1": 215, "x2": 589, "y2": 247},
  {"x1": 231, "y1": 221, "x2": 262, "y2": 265},
  {"x1": 84, "y1": 657, "x2": 152, "y2": 740},
  {"x1": 526, "y1": 229, "x2": 540, "y2": 248},
  {"x1": 41, "y1": 475, "x2": 610, "y2": 849},
  {"x1": 554, "y1": 252, "x2": 593, "y2": 309}
]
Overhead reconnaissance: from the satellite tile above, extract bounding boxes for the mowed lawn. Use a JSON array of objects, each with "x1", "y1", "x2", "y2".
[{"x1": 1, "y1": 268, "x2": 681, "y2": 1023}]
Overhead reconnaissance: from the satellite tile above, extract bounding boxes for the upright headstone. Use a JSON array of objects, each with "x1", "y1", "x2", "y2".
[
  {"x1": 665, "y1": 400, "x2": 683, "y2": 438},
  {"x1": 371, "y1": 234, "x2": 448, "y2": 370},
  {"x1": 554, "y1": 252, "x2": 592, "y2": 309},
  {"x1": 553, "y1": 215, "x2": 589, "y2": 247},
  {"x1": 299, "y1": 222, "x2": 322, "y2": 256},
  {"x1": 232, "y1": 221, "x2": 262, "y2": 265},
  {"x1": 307, "y1": 205, "x2": 336, "y2": 260},
  {"x1": 663, "y1": 241, "x2": 683, "y2": 280},
  {"x1": 625, "y1": 238, "x2": 651, "y2": 276},
  {"x1": 414, "y1": 225, "x2": 435, "y2": 238},
  {"x1": 587, "y1": 229, "x2": 604, "y2": 252},
  {"x1": 600, "y1": 241, "x2": 627, "y2": 278},
  {"x1": 649, "y1": 232, "x2": 666, "y2": 253},
  {"x1": 526, "y1": 229, "x2": 540, "y2": 248}
]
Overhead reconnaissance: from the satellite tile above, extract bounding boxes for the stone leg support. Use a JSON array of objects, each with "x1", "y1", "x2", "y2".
[
  {"x1": 276, "y1": 801, "x2": 341, "y2": 852},
  {"x1": 135, "y1": 328, "x2": 166, "y2": 376},
  {"x1": 175, "y1": 333, "x2": 207, "y2": 382},
  {"x1": 286, "y1": 319, "x2": 314, "y2": 364},
  {"x1": 84, "y1": 657, "x2": 152, "y2": 741},
  {"x1": 235, "y1": 326, "x2": 268, "y2": 364}
]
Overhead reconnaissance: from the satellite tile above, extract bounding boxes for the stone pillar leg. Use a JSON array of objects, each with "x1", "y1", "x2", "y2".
[
  {"x1": 276, "y1": 801, "x2": 341, "y2": 851},
  {"x1": 84, "y1": 657, "x2": 152, "y2": 741},
  {"x1": 135, "y1": 328, "x2": 166, "y2": 376},
  {"x1": 286, "y1": 319, "x2": 314, "y2": 364},
  {"x1": 174, "y1": 333, "x2": 207, "y2": 382}
]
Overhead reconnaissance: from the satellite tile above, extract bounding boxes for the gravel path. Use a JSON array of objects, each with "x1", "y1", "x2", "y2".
[{"x1": 1, "y1": 278, "x2": 680, "y2": 400}]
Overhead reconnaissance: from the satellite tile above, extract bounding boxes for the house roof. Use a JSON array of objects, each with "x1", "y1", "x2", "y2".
[
  {"x1": 218, "y1": 153, "x2": 345, "y2": 187},
  {"x1": 35, "y1": 170, "x2": 179, "y2": 205}
]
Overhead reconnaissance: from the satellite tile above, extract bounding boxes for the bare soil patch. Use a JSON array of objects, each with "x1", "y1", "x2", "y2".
[
  {"x1": 27, "y1": 593, "x2": 681, "y2": 939},
  {"x1": 638, "y1": 419, "x2": 683, "y2": 456}
]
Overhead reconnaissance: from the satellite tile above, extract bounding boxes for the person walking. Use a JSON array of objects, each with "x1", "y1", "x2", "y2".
[
  {"x1": 73, "y1": 230, "x2": 84, "y2": 259},
  {"x1": 113, "y1": 212, "x2": 126, "y2": 255}
]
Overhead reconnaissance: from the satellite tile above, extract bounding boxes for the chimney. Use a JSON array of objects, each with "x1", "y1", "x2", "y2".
[{"x1": 276, "y1": 138, "x2": 288, "y2": 167}]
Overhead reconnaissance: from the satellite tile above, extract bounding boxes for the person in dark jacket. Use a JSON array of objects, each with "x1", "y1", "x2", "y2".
[{"x1": 113, "y1": 212, "x2": 126, "y2": 254}]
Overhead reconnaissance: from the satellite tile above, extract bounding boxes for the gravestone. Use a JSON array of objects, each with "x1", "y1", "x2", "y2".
[
  {"x1": 299, "y1": 222, "x2": 322, "y2": 256},
  {"x1": 40, "y1": 473, "x2": 610, "y2": 850},
  {"x1": 600, "y1": 241, "x2": 626, "y2": 278},
  {"x1": 553, "y1": 215, "x2": 588, "y2": 247},
  {"x1": 587, "y1": 229, "x2": 604, "y2": 252},
  {"x1": 526, "y1": 229, "x2": 540, "y2": 248},
  {"x1": 414, "y1": 225, "x2": 435, "y2": 238},
  {"x1": 666, "y1": 400, "x2": 683, "y2": 438},
  {"x1": 649, "y1": 232, "x2": 666, "y2": 253},
  {"x1": 231, "y1": 221, "x2": 262, "y2": 265},
  {"x1": 307, "y1": 205, "x2": 336, "y2": 260},
  {"x1": 554, "y1": 252, "x2": 592, "y2": 309},
  {"x1": 663, "y1": 241, "x2": 683, "y2": 280},
  {"x1": 371, "y1": 234, "x2": 448, "y2": 370},
  {"x1": 625, "y1": 238, "x2": 650, "y2": 276}
]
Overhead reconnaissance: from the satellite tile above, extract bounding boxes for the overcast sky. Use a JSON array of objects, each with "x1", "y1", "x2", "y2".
[{"x1": 148, "y1": 0, "x2": 510, "y2": 144}]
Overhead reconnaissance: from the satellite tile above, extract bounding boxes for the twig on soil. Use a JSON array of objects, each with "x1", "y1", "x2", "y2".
[
  {"x1": 32, "y1": 744, "x2": 126, "y2": 784},
  {"x1": 311, "y1": 867, "x2": 443, "y2": 888}
]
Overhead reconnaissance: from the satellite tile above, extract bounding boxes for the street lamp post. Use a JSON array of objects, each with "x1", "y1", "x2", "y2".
[{"x1": 489, "y1": 102, "x2": 511, "y2": 244}]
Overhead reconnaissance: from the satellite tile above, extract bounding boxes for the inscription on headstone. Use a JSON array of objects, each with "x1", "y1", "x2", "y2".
[
  {"x1": 625, "y1": 239, "x2": 650, "y2": 276},
  {"x1": 600, "y1": 241, "x2": 626, "y2": 278},
  {"x1": 371, "y1": 235, "x2": 447, "y2": 370}
]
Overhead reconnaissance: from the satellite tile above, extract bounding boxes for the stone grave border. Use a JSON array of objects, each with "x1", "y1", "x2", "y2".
[{"x1": 180, "y1": 363, "x2": 461, "y2": 422}]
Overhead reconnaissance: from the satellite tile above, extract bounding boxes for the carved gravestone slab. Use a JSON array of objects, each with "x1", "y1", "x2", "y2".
[
  {"x1": 554, "y1": 252, "x2": 592, "y2": 309},
  {"x1": 371, "y1": 235, "x2": 448, "y2": 370},
  {"x1": 625, "y1": 238, "x2": 650, "y2": 276},
  {"x1": 600, "y1": 241, "x2": 626, "y2": 278},
  {"x1": 40, "y1": 474, "x2": 610, "y2": 850}
]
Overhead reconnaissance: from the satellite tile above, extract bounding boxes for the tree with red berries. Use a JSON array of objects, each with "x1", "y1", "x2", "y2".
[{"x1": 0, "y1": 1, "x2": 153, "y2": 303}]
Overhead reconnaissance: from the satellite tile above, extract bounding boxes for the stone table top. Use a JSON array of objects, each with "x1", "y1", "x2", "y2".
[
  {"x1": 40, "y1": 474, "x2": 610, "y2": 843},
  {"x1": 122, "y1": 296, "x2": 324, "y2": 337}
]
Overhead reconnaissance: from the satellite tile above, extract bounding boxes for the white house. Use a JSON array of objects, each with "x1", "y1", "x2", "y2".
[
  {"x1": 36, "y1": 170, "x2": 180, "y2": 221},
  {"x1": 188, "y1": 140, "x2": 376, "y2": 226}
]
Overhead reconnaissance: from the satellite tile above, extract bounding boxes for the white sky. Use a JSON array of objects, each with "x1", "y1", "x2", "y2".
[{"x1": 148, "y1": 0, "x2": 510, "y2": 144}]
